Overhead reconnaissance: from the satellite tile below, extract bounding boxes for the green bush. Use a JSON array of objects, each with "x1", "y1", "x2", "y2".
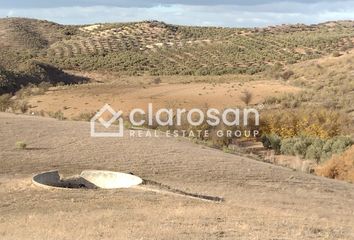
[
  {"x1": 293, "y1": 137, "x2": 313, "y2": 158},
  {"x1": 280, "y1": 138, "x2": 297, "y2": 155},
  {"x1": 280, "y1": 136, "x2": 353, "y2": 162},
  {"x1": 16, "y1": 141, "x2": 27, "y2": 150},
  {"x1": 305, "y1": 139, "x2": 324, "y2": 163},
  {"x1": 322, "y1": 136, "x2": 353, "y2": 159},
  {"x1": 261, "y1": 134, "x2": 281, "y2": 154}
]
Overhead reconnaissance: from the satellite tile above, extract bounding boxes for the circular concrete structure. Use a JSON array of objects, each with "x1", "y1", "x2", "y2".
[
  {"x1": 32, "y1": 170, "x2": 143, "y2": 190},
  {"x1": 80, "y1": 170, "x2": 143, "y2": 189}
]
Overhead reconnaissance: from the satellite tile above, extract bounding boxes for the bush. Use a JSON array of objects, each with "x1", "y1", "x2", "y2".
[
  {"x1": 280, "y1": 138, "x2": 297, "y2": 155},
  {"x1": 322, "y1": 136, "x2": 353, "y2": 159},
  {"x1": 0, "y1": 94, "x2": 13, "y2": 111},
  {"x1": 48, "y1": 110, "x2": 65, "y2": 120},
  {"x1": 153, "y1": 77, "x2": 161, "y2": 84},
  {"x1": 13, "y1": 100, "x2": 29, "y2": 113},
  {"x1": 240, "y1": 90, "x2": 253, "y2": 105},
  {"x1": 73, "y1": 112, "x2": 96, "y2": 121},
  {"x1": 332, "y1": 51, "x2": 341, "y2": 57},
  {"x1": 261, "y1": 134, "x2": 281, "y2": 154},
  {"x1": 305, "y1": 139, "x2": 324, "y2": 163},
  {"x1": 264, "y1": 96, "x2": 281, "y2": 105},
  {"x1": 315, "y1": 146, "x2": 354, "y2": 183},
  {"x1": 280, "y1": 136, "x2": 352, "y2": 162},
  {"x1": 293, "y1": 137, "x2": 313, "y2": 158},
  {"x1": 280, "y1": 70, "x2": 294, "y2": 81},
  {"x1": 16, "y1": 141, "x2": 27, "y2": 150},
  {"x1": 261, "y1": 109, "x2": 349, "y2": 139}
]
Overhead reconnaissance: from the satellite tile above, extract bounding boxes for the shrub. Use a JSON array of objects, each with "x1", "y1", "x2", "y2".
[
  {"x1": 261, "y1": 134, "x2": 281, "y2": 154},
  {"x1": 322, "y1": 136, "x2": 353, "y2": 159},
  {"x1": 13, "y1": 100, "x2": 29, "y2": 113},
  {"x1": 16, "y1": 141, "x2": 27, "y2": 150},
  {"x1": 48, "y1": 110, "x2": 65, "y2": 120},
  {"x1": 315, "y1": 146, "x2": 354, "y2": 183},
  {"x1": 280, "y1": 138, "x2": 297, "y2": 155},
  {"x1": 38, "y1": 81, "x2": 52, "y2": 92},
  {"x1": 293, "y1": 137, "x2": 313, "y2": 158},
  {"x1": 332, "y1": 51, "x2": 341, "y2": 57},
  {"x1": 73, "y1": 112, "x2": 96, "y2": 121},
  {"x1": 261, "y1": 109, "x2": 349, "y2": 139},
  {"x1": 264, "y1": 96, "x2": 281, "y2": 105},
  {"x1": 240, "y1": 90, "x2": 253, "y2": 105},
  {"x1": 331, "y1": 136, "x2": 353, "y2": 154},
  {"x1": 153, "y1": 77, "x2": 161, "y2": 84},
  {"x1": 0, "y1": 94, "x2": 13, "y2": 111},
  {"x1": 281, "y1": 70, "x2": 294, "y2": 81},
  {"x1": 305, "y1": 139, "x2": 324, "y2": 163},
  {"x1": 280, "y1": 136, "x2": 352, "y2": 162}
]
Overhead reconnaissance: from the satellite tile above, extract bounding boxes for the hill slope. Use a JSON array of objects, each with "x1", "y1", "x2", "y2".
[
  {"x1": 1, "y1": 112, "x2": 354, "y2": 239},
  {"x1": 1, "y1": 18, "x2": 354, "y2": 76}
]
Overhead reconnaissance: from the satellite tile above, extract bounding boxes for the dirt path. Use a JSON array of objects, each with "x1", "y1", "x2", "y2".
[{"x1": 0, "y1": 113, "x2": 354, "y2": 239}]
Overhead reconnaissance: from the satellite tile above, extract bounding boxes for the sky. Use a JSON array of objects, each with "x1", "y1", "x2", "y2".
[{"x1": 1, "y1": 0, "x2": 354, "y2": 27}]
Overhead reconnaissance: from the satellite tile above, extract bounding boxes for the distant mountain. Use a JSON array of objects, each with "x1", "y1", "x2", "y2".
[{"x1": 0, "y1": 18, "x2": 354, "y2": 92}]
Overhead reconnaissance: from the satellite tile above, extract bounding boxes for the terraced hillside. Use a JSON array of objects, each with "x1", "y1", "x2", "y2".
[
  {"x1": 1, "y1": 18, "x2": 354, "y2": 77},
  {"x1": 45, "y1": 21, "x2": 354, "y2": 75}
]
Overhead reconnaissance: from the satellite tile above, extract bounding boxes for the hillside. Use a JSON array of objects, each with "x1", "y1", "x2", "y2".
[
  {"x1": 1, "y1": 18, "x2": 354, "y2": 76},
  {"x1": 0, "y1": 18, "x2": 353, "y2": 94},
  {"x1": 0, "y1": 60, "x2": 88, "y2": 94},
  {"x1": 0, "y1": 18, "x2": 74, "y2": 52},
  {"x1": 1, "y1": 112, "x2": 354, "y2": 239},
  {"x1": 42, "y1": 20, "x2": 354, "y2": 75}
]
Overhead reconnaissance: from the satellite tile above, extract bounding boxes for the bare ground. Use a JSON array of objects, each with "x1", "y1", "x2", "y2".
[
  {"x1": 26, "y1": 79, "x2": 299, "y2": 119},
  {"x1": 0, "y1": 113, "x2": 354, "y2": 239}
]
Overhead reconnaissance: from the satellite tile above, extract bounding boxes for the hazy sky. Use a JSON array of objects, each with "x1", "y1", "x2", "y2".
[{"x1": 1, "y1": 0, "x2": 354, "y2": 27}]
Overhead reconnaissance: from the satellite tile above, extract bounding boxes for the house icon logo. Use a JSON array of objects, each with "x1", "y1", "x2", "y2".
[{"x1": 90, "y1": 104, "x2": 124, "y2": 137}]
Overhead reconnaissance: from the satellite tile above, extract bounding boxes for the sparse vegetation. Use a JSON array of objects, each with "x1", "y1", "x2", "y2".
[
  {"x1": 0, "y1": 94, "x2": 13, "y2": 111},
  {"x1": 333, "y1": 51, "x2": 341, "y2": 57},
  {"x1": 240, "y1": 90, "x2": 253, "y2": 105},
  {"x1": 14, "y1": 100, "x2": 29, "y2": 113},
  {"x1": 153, "y1": 77, "x2": 162, "y2": 84},
  {"x1": 280, "y1": 70, "x2": 294, "y2": 81},
  {"x1": 15, "y1": 141, "x2": 27, "y2": 150},
  {"x1": 73, "y1": 112, "x2": 96, "y2": 122},
  {"x1": 48, "y1": 110, "x2": 65, "y2": 120}
]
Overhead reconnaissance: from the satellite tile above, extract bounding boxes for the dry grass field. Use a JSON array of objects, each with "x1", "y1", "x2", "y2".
[
  {"x1": 1, "y1": 113, "x2": 354, "y2": 239},
  {"x1": 25, "y1": 77, "x2": 299, "y2": 119}
]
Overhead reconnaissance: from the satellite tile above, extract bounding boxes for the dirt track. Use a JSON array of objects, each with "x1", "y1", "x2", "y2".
[{"x1": 1, "y1": 113, "x2": 354, "y2": 239}]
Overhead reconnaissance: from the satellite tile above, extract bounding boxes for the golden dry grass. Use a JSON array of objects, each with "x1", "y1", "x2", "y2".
[{"x1": 315, "y1": 146, "x2": 354, "y2": 183}]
